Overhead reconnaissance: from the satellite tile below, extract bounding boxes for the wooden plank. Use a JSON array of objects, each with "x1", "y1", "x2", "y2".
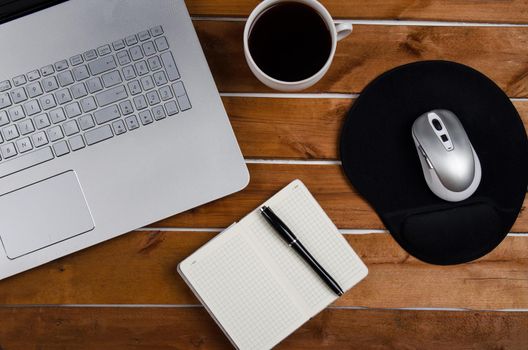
[
  {"x1": 187, "y1": 0, "x2": 528, "y2": 24},
  {"x1": 226, "y1": 97, "x2": 528, "y2": 160},
  {"x1": 0, "y1": 306, "x2": 526, "y2": 349},
  {"x1": 0, "y1": 231, "x2": 526, "y2": 309},
  {"x1": 151, "y1": 163, "x2": 528, "y2": 232},
  {"x1": 194, "y1": 21, "x2": 528, "y2": 97}
]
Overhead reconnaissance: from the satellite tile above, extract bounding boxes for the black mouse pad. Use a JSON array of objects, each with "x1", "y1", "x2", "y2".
[{"x1": 340, "y1": 60, "x2": 528, "y2": 265}]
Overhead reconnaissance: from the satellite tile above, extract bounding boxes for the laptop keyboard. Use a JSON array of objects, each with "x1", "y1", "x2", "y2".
[{"x1": 0, "y1": 25, "x2": 192, "y2": 178}]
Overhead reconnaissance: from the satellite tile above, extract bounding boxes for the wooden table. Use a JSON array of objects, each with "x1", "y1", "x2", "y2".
[{"x1": 1, "y1": 1, "x2": 528, "y2": 349}]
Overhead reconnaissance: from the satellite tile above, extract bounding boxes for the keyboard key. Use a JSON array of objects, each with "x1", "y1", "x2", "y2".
[
  {"x1": 65, "y1": 102, "x2": 82, "y2": 118},
  {"x1": 8, "y1": 105, "x2": 25, "y2": 122},
  {"x1": 122, "y1": 65, "x2": 136, "y2": 80},
  {"x1": 70, "y1": 54, "x2": 84, "y2": 66},
  {"x1": 13, "y1": 75, "x2": 26, "y2": 87},
  {"x1": 112, "y1": 120, "x2": 127, "y2": 135},
  {"x1": 116, "y1": 52, "x2": 130, "y2": 67},
  {"x1": 0, "y1": 111, "x2": 9, "y2": 126},
  {"x1": 55, "y1": 60, "x2": 69, "y2": 72},
  {"x1": 11, "y1": 87, "x2": 28, "y2": 103},
  {"x1": 53, "y1": 140, "x2": 69, "y2": 156},
  {"x1": 83, "y1": 49, "x2": 98, "y2": 61},
  {"x1": 129, "y1": 46, "x2": 144, "y2": 61},
  {"x1": 69, "y1": 135, "x2": 85, "y2": 151},
  {"x1": 94, "y1": 105, "x2": 120, "y2": 124},
  {"x1": 128, "y1": 80, "x2": 142, "y2": 95},
  {"x1": 173, "y1": 81, "x2": 187, "y2": 96},
  {"x1": 0, "y1": 146, "x2": 54, "y2": 178},
  {"x1": 95, "y1": 85, "x2": 128, "y2": 107},
  {"x1": 23, "y1": 100, "x2": 41, "y2": 116},
  {"x1": 142, "y1": 41, "x2": 156, "y2": 56},
  {"x1": 125, "y1": 115, "x2": 139, "y2": 130},
  {"x1": 133, "y1": 95, "x2": 148, "y2": 110},
  {"x1": 86, "y1": 77, "x2": 103, "y2": 93},
  {"x1": 73, "y1": 65, "x2": 90, "y2": 81},
  {"x1": 27, "y1": 70, "x2": 41, "y2": 81},
  {"x1": 27, "y1": 82, "x2": 43, "y2": 98},
  {"x1": 119, "y1": 100, "x2": 134, "y2": 115},
  {"x1": 139, "y1": 110, "x2": 153, "y2": 125},
  {"x1": 154, "y1": 37, "x2": 169, "y2": 51},
  {"x1": 0, "y1": 80, "x2": 11, "y2": 92},
  {"x1": 85, "y1": 125, "x2": 113, "y2": 145},
  {"x1": 40, "y1": 94, "x2": 57, "y2": 110},
  {"x1": 146, "y1": 90, "x2": 160, "y2": 106},
  {"x1": 140, "y1": 76, "x2": 155, "y2": 91},
  {"x1": 58, "y1": 71, "x2": 75, "y2": 87},
  {"x1": 34, "y1": 114, "x2": 50, "y2": 130},
  {"x1": 102, "y1": 70, "x2": 123, "y2": 88},
  {"x1": 42, "y1": 77, "x2": 59, "y2": 92},
  {"x1": 97, "y1": 45, "x2": 112, "y2": 56},
  {"x1": 112, "y1": 39, "x2": 125, "y2": 51},
  {"x1": 71, "y1": 83, "x2": 88, "y2": 99},
  {"x1": 138, "y1": 30, "x2": 151, "y2": 42},
  {"x1": 150, "y1": 25, "x2": 164, "y2": 37},
  {"x1": 49, "y1": 108, "x2": 67, "y2": 124},
  {"x1": 89, "y1": 56, "x2": 117, "y2": 76},
  {"x1": 80, "y1": 96, "x2": 97, "y2": 112},
  {"x1": 161, "y1": 52, "x2": 180, "y2": 81},
  {"x1": 177, "y1": 94, "x2": 192, "y2": 111},
  {"x1": 32, "y1": 131, "x2": 48, "y2": 147},
  {"x1": 153, "y1": 71, "x2": 168, "y2": 86},
  {"x1": 18, "y1": 119, "x2": 35, "y2": 135},
  {"x1": 165, "y1": 100, "x2": 179, "y2": 116},
  {"x1": 41, "y1": 65, "x2": 55, "y2": 76},
  {"x1": 79, "y1": 114, "x2": 95, "y2": 130},
  {"x1": 152, "y1": 105, "x2": 166, "y2": 120},
  {"x1": 134, "y1": 61, "x2": 149, "y2": 76},
  {"x1": 126, "y1": 35, "x2": 138, "y2": 46},
  {"x1": 159, "y1": 86, "x2": 173, "y2": 101},
  {"x1": 63, "y1": 120, "x2": 80, "y2": 136},
  {"x1": 55, "y1": 88, "x2": 73, "y2": 105},
  {"x1": 0, "y1": 142, "x2": 17, "y2": 159},
  {"x1": 47, "y1": 125, "x2": 64, "y2": 141},
  {"x1": 16, "y1": 137, "x2": 33, "y2": 153},
  {"x1": 0, "y1": 93, "x2": 11, "y2": 109},
  {"x1": 3, "y1": 125, "x2": 19, "y2": 140}
]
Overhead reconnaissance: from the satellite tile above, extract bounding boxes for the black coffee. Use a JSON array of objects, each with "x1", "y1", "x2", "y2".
[{"x1": 248, "y1": 2, "x2": 332, "y2": 82}]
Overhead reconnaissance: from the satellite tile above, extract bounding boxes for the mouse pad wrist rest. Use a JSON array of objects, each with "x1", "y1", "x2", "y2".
[{"x1": 340, "y1": 61, "x2": 528, "y2": 265}]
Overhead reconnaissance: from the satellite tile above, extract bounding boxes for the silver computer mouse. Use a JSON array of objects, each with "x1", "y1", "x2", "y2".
[{"x1": 412, "y1": 109, "x2": 481, "y2": 202}]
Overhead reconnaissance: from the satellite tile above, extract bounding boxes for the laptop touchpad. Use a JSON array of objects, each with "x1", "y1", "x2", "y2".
[{"x1": 0, "y1": 171, "x2": 94, "y2": 260}]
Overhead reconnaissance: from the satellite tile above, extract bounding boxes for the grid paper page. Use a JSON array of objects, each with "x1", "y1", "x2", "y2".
[
  {"x1": 244, "y1": 180, "x2": 368, "y2": 313},
  {"x1": 182, "y1": 231, "x2": 306, "y2": 350}
]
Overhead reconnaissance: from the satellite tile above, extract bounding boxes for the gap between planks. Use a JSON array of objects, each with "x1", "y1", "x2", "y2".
[
  {"x1": 0, "y1": 304, "x2": 526, "y2": 312},
  {"x1": 191, "y1": 16, "x2": 528, "y2": 27}
]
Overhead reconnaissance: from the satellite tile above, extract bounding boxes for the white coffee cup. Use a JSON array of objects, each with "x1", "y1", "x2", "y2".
[{"x1": 243, "y1": 0, "x2": 352, "y2": 92}]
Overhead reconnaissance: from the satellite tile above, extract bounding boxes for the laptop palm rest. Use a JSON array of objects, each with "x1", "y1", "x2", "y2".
[{"x1": 0, "y1": 171, "x2": 95, "y2": 260}]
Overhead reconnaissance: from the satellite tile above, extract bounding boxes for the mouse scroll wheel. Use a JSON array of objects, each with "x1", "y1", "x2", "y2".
[
  {"x1": 432, "y1": 119, "x2": 443, "y2": 131},
  {"x1": 418, "y1": 146, "x2": 434, "y2": 169}
]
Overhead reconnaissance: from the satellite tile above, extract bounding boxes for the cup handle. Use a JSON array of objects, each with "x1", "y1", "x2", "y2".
[{"x1": 335, "y1": 23, "x2": 353, "y2": 41}]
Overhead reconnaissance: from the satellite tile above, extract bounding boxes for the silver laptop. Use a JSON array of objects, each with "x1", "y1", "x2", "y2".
[{"x1": 0, "y1": 0, "x2": 249, "y2": 280}]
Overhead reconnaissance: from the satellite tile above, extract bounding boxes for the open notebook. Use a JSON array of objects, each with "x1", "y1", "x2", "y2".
[{"x1": 178, "y1": 180, "x2": 368, "y2": 349}]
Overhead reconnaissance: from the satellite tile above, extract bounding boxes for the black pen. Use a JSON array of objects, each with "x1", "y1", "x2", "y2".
[{"x1": 260, "y1": 206, "x2": 344, "y2": 296}]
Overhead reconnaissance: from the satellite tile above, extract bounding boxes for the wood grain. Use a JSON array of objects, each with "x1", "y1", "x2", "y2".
[
  {"x1": 226, "y1": 97, "x2": 528, "y2": 160},
  {"x1": 187, "y1": 0, "x2": 528, "y2": 24},
  {"x1": 0, "y1": 306, "x2": 526, "y2": 350},
  {"x1": 195, "y1": 21, "x2": 528, "y2": 97},
  {"x1": 150, "y1": 163, "x2": 528, "y2": 232},
  {"x1": 0, "y1": 231, "x2": 526, "y2": 310}
]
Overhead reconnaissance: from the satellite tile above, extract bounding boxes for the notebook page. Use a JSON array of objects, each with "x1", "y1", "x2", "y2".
[
  {"x1": 180, "y1": 227, "x2": 307, "y2": 350},
  {"x1": 244, "y1": 180, "x2": 368, "y2": 314}
]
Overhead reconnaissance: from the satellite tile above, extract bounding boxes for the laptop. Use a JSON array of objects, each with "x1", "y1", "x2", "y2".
[{"x1": 0, "y1": 0, "x2": 249, "y2": 280}]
